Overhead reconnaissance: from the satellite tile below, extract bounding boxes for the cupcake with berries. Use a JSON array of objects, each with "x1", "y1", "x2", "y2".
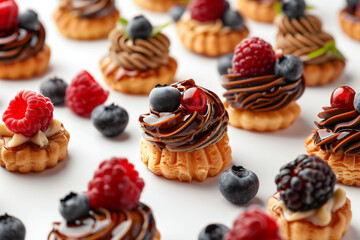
[
  {"x1": 268, "y1": 154, "x2": 352, "y2": 240},
  {"x1": 53, "y1": 0, "x2": 119, "y2": 40},
  {"x1": 174, "y1": 0, "x2": 249, "y2": 57},
  {"x1": 305, "y1": 86, "x2": 360, "y2": 187},
  {"x1": 237, "y1": 0, "x2": 280, "y2": 23},
  {"x1": 134, "y1": 0, "x2": 188, "y2": 12},
  {"x1": 139, "y1": 79, "x2": 231, "y2": 182},
  {"x1": 222, "y1": 37, "x2": 305, "y2": 132},
  {"x1": 48, "y1": 157, "x2": 160, "y2": 239},
  {"x1": 100, "y1": 16, "x2": 177, "y2": 95},
  {"x1": 0, "y1": 91, "x2": 70, "y2": 173},
  {"x1": 0, "y1": 0, "x2": 51, "y2": 79},
  {"x1": 274, "y1": 0, "x2": 345, "y2": 86},
  {"x1": 339, "y1": 0, "x2": 360, "y2": 42}
]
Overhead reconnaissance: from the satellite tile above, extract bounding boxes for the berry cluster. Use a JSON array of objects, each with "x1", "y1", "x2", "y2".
[{"x1": 330, "y1": 86, "x2": 360, "y2": 112}]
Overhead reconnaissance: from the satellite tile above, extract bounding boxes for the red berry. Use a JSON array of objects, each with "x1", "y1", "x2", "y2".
[
  {"x1": 0, "y1": 0, "x2": 18, "y2": 33},
  {"x1": 66, "y1": 70, "x2": 109, "y2": 118},
  {"x1": 330, "y1": 86, "x2": 355, "y2": 110},
  {"x1": 87, "y1": 157, "x2": 145, "y2": 211},
  {"x1": 189, "y1": 0, "x2": 226, "y2": 22},
  {"x1": 224, "y1": 207, "x2": 282, "y2": 240},
  {"x1": 181, "y1": 87, "x2": 208, "y2": 114},
  {"x1": 232, "y1": 37, "x2": 276, "y2": 77},
  {"x1": 2, "y1": 90, "x2": 54, "y2": 137}
]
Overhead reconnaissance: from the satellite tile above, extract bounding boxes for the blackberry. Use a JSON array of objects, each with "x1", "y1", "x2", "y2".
[{"x1": 275, "y1": 154, "x2": 336, "y2": 212}]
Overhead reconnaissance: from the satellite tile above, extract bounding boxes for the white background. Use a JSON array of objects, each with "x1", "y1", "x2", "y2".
[{"x1": 0, "y1": 0, "x2": 359, "y2": 239}]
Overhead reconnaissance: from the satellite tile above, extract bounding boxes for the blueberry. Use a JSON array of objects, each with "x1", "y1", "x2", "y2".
[
  {"x1": 91, "y1": 103, "x2": 129, "y2": 138},
  {"x1": 224, "y1": 1, "x2": 230, "y2": 10},
  {"x1": 170, "y1": 6, "x2": 186, "y2": 22},
  {"x1": 222, "y1": 9, "x2": 244, "y2": 30},
  {"x1": 347, "y1": 0, "x2": 359, "y2": 10},
  {"x1": 127, "y1": 15, "x2": 153, "y2": 39},
  {"x1": 60, "y1": 192, "x2": 90, "y2": 223},
  {"x1": 19, "y1": 9, "x2": 39, "y2": 31},
  {"x1": 218, "y1": 166, "x2": 259, "y2": 205},
  {"x1": 353, "y1": 92, "x2": 360, "y2": 113},
  {"x1": 149, "y1": 85, "x2": 181, "y2": 112},
  {"x1": 0, "y1": 214, "x2": 26, "y2": 240},
  {"x1": 281, "y1": 0, "x2": 306, "y2": 18},
  {"x1": 198, "y1": 224, "x2": 229, "y2": 240},
  {"x1": 40, "y1": 77, "x2": 68, "y2": 106},
  {"x1": 217, "y1": 53, "x2": 233, "y2": 75},
  {"x1": 275, "y1": 55, "x2": 303, "y2": 82}
]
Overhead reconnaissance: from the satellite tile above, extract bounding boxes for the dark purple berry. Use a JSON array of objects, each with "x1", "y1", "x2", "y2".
[
  {"x1": 40, "y1": 77, "x2": 68, "y2": 106},
  {"x1": 149, "y1": 85, "x2": 181, "y2": 112},
  {"x1": 353, "y1": 91, "x2": 360, "y2": 113},
  {"x1": 127, "y1": 15, "x2": 152, "y2": 39},
  {"x1": 60, "y1": 192, "x2": 90, "y2": 224},
  {"x1": 170, "y1": 6, "x2": 186, "y2": 22},
  {"x1": 282, "y1": 0, "x2": 306, "y2": 18},
  {"x1": 347, "y1": 0, "x2": 360, "y2": 11},
  {"x1": 19, "y1": 9, "x2": 39, "y2": 31},
  {"x1": 222, "y1": 9, "x2": 244, "y2": 30},
  {"x1": 198, "y1": 224, "x2": 229, "y2": 240},
  {"x1": 218, "y1": 166, "x2": 259, "y2": 205},
  {"x1": 218, "y1": 53, "x2": 233, "y2": 75},
  {"x1": 0, "y1": 214, "x2": 26, "y2": 240},
  {"x1": 275, "y1": 55, "x2": 303, "y2": 82}
]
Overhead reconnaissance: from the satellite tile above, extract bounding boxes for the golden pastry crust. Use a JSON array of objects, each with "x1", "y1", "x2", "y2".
[
  {"x1": 0, "y1": 45, "x2": 50, "y2": 80},
  {"x1": 140, "y1": 134, "x2": 232, "y2": 182},
  {"x1": 53, "y1": 8, "x2": 119, "y2": 40},
  {"x1": 155, "y1": 230, "x2": 161, "y2": 240},
  {"x1": 339, "y1": 9, "x2": 360, "y2": 42},
  {"x1": 0, "y1": 126, "x2": 70, "y2": 173},
  {"x1": 133, "y1": 0, "x2": 186, "y2": 12},
  {"x1": 99, "y1": 56, "x2": 177, "y2": 95},
  {"x1": 176, "y1": 20, "x2": 249, "y2": 57},
  {"x1": 224, "y1": 102, "x2": 300, "y2": 132},
  {"x1": 303, "y1": 60, "x2": 345, "y2": 86},
  {"x1": 236, "y1": 0, "x2": 277, "y2": 23},
  {"x1": 305, "y1": 134, "x2": 360, "y2": 187},
  {"x1": 268, "y1": 195, "x2": 352, "y2": 240}
]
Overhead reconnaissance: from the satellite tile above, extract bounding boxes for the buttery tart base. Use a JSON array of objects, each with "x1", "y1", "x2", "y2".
[
  {"x1": 224, "y1": 102, "x2": 301, "y2": 132},
  {"x1": 305, "y1": 134, "x2": 360, "y2": 187},
  {"x1": 140, "y1": 134, "x2": 232, "y2": 182},
  {"x1": 267, "y1": 195, "x2": 352, "y2": 240},
  {"x1": 339, "y1": 9, "x2": 360, "y2": 42},
  {"x1": 0, "y1": 127, "x2": 70, "y2": 173},
  {"x1": 53, "y1": 8, "x2": 119, "y2": 40},
  {"x1": 133, "y1": 0, "x2": 186, "y2": 12},
  {"x1": 99, "y1": 56, "x2": 177, "y2": 95},
  {"x1": 236, "y1": 0, "x2": 278, "y2": 23},
  {"x1": 303, "y1": 60, "x2": 345, "y2": 86},
  {"x1": 176, "y1": 21, "x2": 249, "y2": 57},
  {"x1": 0, "y1": 44, "x2": 50, "y2": 80}
]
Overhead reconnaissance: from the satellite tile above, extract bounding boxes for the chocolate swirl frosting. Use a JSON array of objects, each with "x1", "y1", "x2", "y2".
[
  {"x1": 48, "y1": 203, "x2": 158, "y2": 240},
  {"x1": 109, "y1": 28, "x2": 170, "y2": 71},
  {"x1": 222, "y1": 74, "x2": 305, "y2": 112},
  {"x1": 139, "y1": 79, "x2": 228, "y2": 152},
  {"x1": 0, "y1": 23, "x2": 45, "y2": 64},
  {"x1": 313, "y1": 107, "x2": 360, "y2": 155},
  {"x1": 274, "y1": 14, "x2": 336, "y2": 64},
  {"x1": 59, "y1": 0, "x2": 115, "y2": 18}
]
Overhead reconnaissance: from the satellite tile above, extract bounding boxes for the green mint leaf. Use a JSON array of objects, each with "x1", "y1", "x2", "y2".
[
  {"x1": 308, "y1": 41, "x2": 346, "y2": 61},
  {"x1": 118, "y1": 18, "x2": 128, "y2": 30},
  {"x1": 151, "y1": 22, "x2": 172, "y2": 37},
  {"x1": 274, "y1": 2, "x2": 282, "y2": 14}
]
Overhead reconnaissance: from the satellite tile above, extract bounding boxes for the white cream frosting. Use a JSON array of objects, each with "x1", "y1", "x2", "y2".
[{"x1": 181, "y1": 12, "x2": 232, "y2": 34}]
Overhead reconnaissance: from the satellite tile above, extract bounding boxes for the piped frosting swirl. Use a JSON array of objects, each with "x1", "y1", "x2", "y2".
[
  {"x1": 59, "y1": 0, "x2": 115, "y2": 18},
  {"x1": 180, "y1": 12, "x2": 232, "y2": 34}
]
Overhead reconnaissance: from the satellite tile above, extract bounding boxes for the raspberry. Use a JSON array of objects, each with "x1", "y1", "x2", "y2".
[
  {"x1": 2, "y1": 90, "x2": 54, "y2": 137},
  {"x1": 66, "y1": 70, "x2": 109, "y2": 118},
  {"x1": 189, "y1": 0, "x2": 226, "y2": 22},
  {"x1": 0, "y1": 0, "x2": 18, "y2": 33},
  {"x1": 224, "y1": 207, "x2": 281, "y2": 240},
  {"x1": 232, "y1": 37, "x2": 276, "y2": 77},
  {"x1": 275, "y1": 154, "x2": 336, "y2": 212},
  {"x1": 87, "y1": 157, "x2": 145, "y2": 210}
]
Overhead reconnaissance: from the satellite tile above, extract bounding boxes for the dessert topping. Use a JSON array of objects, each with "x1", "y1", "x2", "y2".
[
  {"x1": 181, "y1": 87, "x2": 208, "y2": 114},
  {"x1": 0, "y1": 214, "x2": 26, "y2": 240},
  {"x1": 222, "y1": 8, "x2": 244, "y2": 30},
  {"x1": 18, "y1": 9, "x2": 39, "y2": 32},
  {"x1": 189, "y1": 0, "x2": 226, "y2": 22},
  {"x1": 0, "y1": 0, "x2": 18, "y2": 34},
  {"x1": 198, "y1": 224, "x2": 229, "y2": 240},
  {"x1": 217, "y1": 53, "x2": 233, "y2": 75},
  {"x1": 330, "y1": 86, "x2": 356, "y2": 110},
  {"x1": 60, "y1": 192, "x2": 91, "y2": 224},
  {"x1": 281, "y1": 0, "x2": 306, "y2": 18},
  {"x1": 149, "y1": 85, "x2": 181, "y2": 112},
  {"x1": 274, "y1": 55, "x2": 303, "y2": 82},
  {"x1": 126, "y1": 15, "x2": 152, "y2": 40}
]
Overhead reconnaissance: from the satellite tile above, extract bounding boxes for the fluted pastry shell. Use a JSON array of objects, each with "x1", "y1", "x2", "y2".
[
  {"x1": 236, "y1": 0, "x2": 277, "y2": 23},
  {"x1": 267, "y1": 195, "x2": 352, "y2": 240},
  {"x1": 224, "y1": 102, "x2": 300, "y2": 132},
  {"x1": 176, "y1": 20, "x2": 249, "y2": 57},
  {"x1": 155, "y1": 230, "x2": 161, "y2": 240},
  {"x1": 339, "y1": 10, "x2": 360, "y2": 42},
  {"x1": 303, "y1": 60, "x2": 345, "y2": 86},
  {"x1": 0, "y1": 126, "x2": 70, "y2": 173},
  {"x1": 99, "y1": 55, "x2": 177, "y2": 95},
  {"x1": 140, "y1": 133, "x2": 232, "y2": 182},
  {"x1": 0, "y1": 44, "x2": 50, "y2": 79},
  {"x1": 305, "y1": 134, "x2": 360, "y2": 187},
  {"x1": 133, "y1": 0, "x2": 186, "y2": 12},
  {"x1": 53, "y1": 8, "x2": 119, "y2": 40}
]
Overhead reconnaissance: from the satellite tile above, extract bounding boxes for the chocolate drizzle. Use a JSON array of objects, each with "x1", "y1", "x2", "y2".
[
  {"x1": 139, "y1": 79, "x2": 228, "y2": 152},
  {"x1": 222, "y1": 74, "x2": 305, "y2": 112},
  {"x1": 313, "y1": 107, "x2": 360, "y2": 155},
  {"x1": 59, "y1": 0, "x2": 115, "y2": 18}
]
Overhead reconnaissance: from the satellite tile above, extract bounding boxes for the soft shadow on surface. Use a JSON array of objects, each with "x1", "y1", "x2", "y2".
[
  {"x1": 269, "y1": 117, "x2": 313, "y2": 139},
  {"x1": 343, "y1": 225, "x2": 359, "y2": 240},
  {"x1": 241, "y1": 196, "x2": 265, "y2": 208},
  {"x1": 105, "y1": 132, "x2": 131, "y2": 142}
]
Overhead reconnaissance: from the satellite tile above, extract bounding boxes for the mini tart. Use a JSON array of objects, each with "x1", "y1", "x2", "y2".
[
  {"x1": 267, "y1": 195, "x2": 352, "y2": 240},
  {"x1": 236, "y1": 0, "x2": 278, "y2": 23},
  {"x1": 53, "y1": 8, "x2": 119, "y2": 40},
  {"x1": 303, "y1": 60, "x2": 346, "y2": 86},
  {"x1": 339, "y1": 9, "x2": 360, "y2": 42},
  {"x1": 140, "y1": 133, "x2": 232, "y2": 182},
  {"x1": 99, "y1": 56, "x2": 177, "y2": 95},
  {"x1": 133, "y1": 0, "x2": 186, "y2": 12},
  {"x1": 0, "y1": 44, "x2": 51, "y2": 79},
  {"x1": 224, "y1": 102, "x2": 301, "y2": 132},
  {"x1": 0, "y1": 125, "x2": 70, "y2": 173},
  {"x1": 305, "y1": 134, "x2": 360, "y2": 187}
]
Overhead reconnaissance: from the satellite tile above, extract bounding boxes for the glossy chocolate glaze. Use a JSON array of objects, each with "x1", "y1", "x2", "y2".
[
  {"x1": 222, "y1": 73, "x2": 305, "y2": 112},
  {"x1": 59, "y1": 0, "x2": 116, "y2": 18},
  {"x1": 139, "y1": 79, "x2": 228, "y2": 152},
  {"x1": 48, "y1": 203, "x2": 157, "y2": 240},
  {"x1": 341, "y1": 8, "x2": 360, "y2": 23}
]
